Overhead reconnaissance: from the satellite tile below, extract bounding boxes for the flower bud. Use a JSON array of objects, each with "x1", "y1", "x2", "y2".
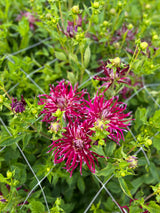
[
  {"x1": 93, "y1": 2, "x2": 100, "y2": 9},
  {"x1": 126, "y1": 156, "x2": 138, "y2": 169},
  {"x1": 127, "y1": 23, "x2": 133, "y2": 30},
  {"x1": 98, "y1": 139, "x2": 105, "y2": 146},
  {"x1": 54, "y1": 108, "x2": 63, "y2": 117},
  {"x1": 103, "y1": 20, "x2": 109, "y2": 27},
  {"x1": 32, "y1": 109, "x2": 37, "y2": 114},
  {"x1": 152, "y1": 34, "x2": 158, "y2": 40},
  {"x1": 111, "y1": 57, "x2": 121, "y2": 67},
  {"x1": 120, "y1": 171, "x2": 126, "y2": 177},
  {"x1": 145, "y1": 4, "x2": 151, "y2": 9},
  {"x1": 118, "y1": 1, "x2": 122, "y2": 8},
  {"x1": 52, "y1": 18, "x2": 57, "y2": 24},
  {"x1": 144, "y1": 20, "x2": 150, "y2": 25},
  {"x1": 110, "y1": 8, "x2": 116, "y2": 15},
  {"x1": 140, "y1": 42, "x2": 148, "y2": 50},
  {"x1": 0, "y1": 95, "x2": 3, "y2": 103},
  {"x1": 94, "y1": 119, "x2": 105, "y2": 131},
  {"x1": 124, "y1": 11, "x2": 128, "y2": 17},
  {"x1": 49, "y1": 122, "x2": 60, "y2": 133},
  {"x1": 46, "y1": 167, "x2": 50, "y2": 172},
  {"x1": 143, "y1": 13, "x2": 148, "y2": 19},
  {"x1": 7, "y1": 171, "x2": 12, "y2": 179},
  {"x1": 113, "y1": 42, "x2": 120, "y2": 49},
  {"x1": 46, "y1": 13, "x2": 52, "y2": 19},
  {"x1": 71, "y1": 5, "x2": 79, "y2": 14},
  {"x1": 146, "y1": 139, "x2": 152, "y2": 146}
]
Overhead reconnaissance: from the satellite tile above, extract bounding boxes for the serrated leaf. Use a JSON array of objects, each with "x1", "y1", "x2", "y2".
[
  {"x1": 77, "y1": 176, "x2": 85, "y2": 194},
  {"x1": 91, "y1": 145, "x2": 105, "y2": 156},
  {"x1": 0, "y1": 135, "x2": 23, "y2": 146},
  {"x1": 153, "y1": 134, "x2": 160, "y2": 151},
  {"x1": 142, "y1": 201, "x2": 160, "y2": 213},
  {"x1": 67, "y1": 72, "x2": 76, "y2": 85},
  {"x1": 55, "y1": 51, "x2": 67, "y2": 61},
  {"x1": 22, "y1": 133, "x2": 32, "y2": 150},
  {"x1": 84, "y1": 46, "x2": 91, "y2": 68},
  {"x1": 69, "y1": 53, "x2": 79, "y2": 64},
  {"x1": 105, "y1": 141, "x2": 116, "y2": 157},
  {"x1": 0, "y1": 174, "x2": 9, "y2": 184},
  {"x1": 96, "y1": 163, "x2": 115, "y2": 177},
  {"x1": 29, "y1": 200, "x2": 45, "y2": 213},
  {"x1": 118, "y1": 177, "x2": 133, "y2": 199},
  {"x1": 149, "y1": 162, "x2": 159, "y2": 181}
]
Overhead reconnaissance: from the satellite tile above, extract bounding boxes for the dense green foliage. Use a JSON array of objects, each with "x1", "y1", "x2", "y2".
[{"x1": 0, "y1": 0, "x2": 160, "y2": 212}]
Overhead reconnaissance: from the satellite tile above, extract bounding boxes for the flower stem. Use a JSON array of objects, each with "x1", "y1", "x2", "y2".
[
  {"x1": 144, "y1": 192, "x2": 155, "y2": 202},
  {"x1": 1, "y1": 87, "x2": 12, "y2": 101}
]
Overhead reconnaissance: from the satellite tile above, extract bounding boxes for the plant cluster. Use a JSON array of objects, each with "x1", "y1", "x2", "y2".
[{"x1": 0, "y1": 0, "x2": 160, "y2": 212}]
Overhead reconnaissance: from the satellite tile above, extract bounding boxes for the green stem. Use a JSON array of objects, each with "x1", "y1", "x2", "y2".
[
  {"x1": 80, "y1": 49, "x2": 85, "y2": 84},
  {"x1": 58, "y1": 1, "x2": 64, "y2": 30},
  {"x1": 144, "y1": 192, "x2": 155, "y2": 202}
]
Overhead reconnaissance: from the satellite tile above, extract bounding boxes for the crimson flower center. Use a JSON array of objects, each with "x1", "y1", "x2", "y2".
[
  {"x1": 56, "y1": 96, "x2": 69, "y2": 109},
  {"x1": 73, "y1": 138, "x2": 84, "y2": 150}
]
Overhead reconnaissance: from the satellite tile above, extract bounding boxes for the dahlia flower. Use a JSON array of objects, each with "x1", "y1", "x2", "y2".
[
  {"x1": 85, "y1": 94, "x2": 131, "y2": 144},
  {"x1": 11, "y1": 95, "x2": 26, "y2": 113},
  {"x1": 94, "y1": 60, "x2": 130, "y2": 91},
  {"x1": 38, "y1": 80, "x2": 86, "y2": 123},
  {"x1": 48, "y1": 121, "x2": 102, "y2": 176}
]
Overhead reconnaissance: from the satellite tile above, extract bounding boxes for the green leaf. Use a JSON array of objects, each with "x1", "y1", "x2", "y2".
[
  {"x1": 96, "y1": 163, "x2": 115, "y2": 177},
  {"x1": 22, "y1": 133, "x2": 32, "y2": 150},
  {"x1": 0, "y1": 174, "x2": 9, "y2": 184},
  {"x1": 105, "y1": 141, "x2": 116, "y2": 157},
  {"x1": 29, "y1": 200, "x2": 45, "y2": 213},
  {"x1": 55, "y1": 51, "x2": 67, "y2": 61},
  {"x1": 153, "y1": 134, "x2": 160, "y2": 151},
  {"x1": 142, "y1": 201, "x2": 160, "y2": 213},
  {"x1": 77, "y1": 176, "x2": 85, "y2": 194},
  {"x1": 84, "y1": 46, "x2": 91, "y2": 68},
  {"x1": 67, "y1": 72, "x2": 76, "y2": 85},
  {"x1": 0, "y1": 135, "x2": 23, "y2": 146},
  {"x1": 69, "y1": 53, "x2": 79, "y2": 64},
  {"x1": 91, "y1": 144, "x2": 105, "y2": 156},
  {"x1": 134, "y1": 107, "x2": 147, "y2": 131},
  {"x1": 118, "y1": 177, "x2": 133, "y2": 199},
  {"x1": 149, "y1": 162, "x2": 160, "y2": 181}
]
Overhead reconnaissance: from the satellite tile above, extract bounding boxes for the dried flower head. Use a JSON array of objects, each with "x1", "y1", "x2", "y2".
[
  {"x1": 94, "y1": 60, "x2": 130, "y2": 91},
  {"x1": 11, "y1": 95, "x2": 26, "y2": 113},
  {"x1": 126, "y1": 155, "x2": 138, "y2": 169},
  {"x1": 64, "y1": 16, "x2": 82, "y2": 38}
]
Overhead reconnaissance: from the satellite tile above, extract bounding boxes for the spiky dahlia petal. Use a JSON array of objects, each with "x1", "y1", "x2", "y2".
[
  {"x1": 85, "y1": 94, "x2": 131, "y2": 143},
  {"x1": 38, "y1": 80, "x2": 87, "y2": 123},
  {"x1": 49, "y1": 121, "x2": 103, "y2": 175}
]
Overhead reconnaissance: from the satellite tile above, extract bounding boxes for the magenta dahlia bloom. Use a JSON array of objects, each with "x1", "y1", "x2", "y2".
[
  {"x1": 94, "y1": 60, "x2": 130, "y2": 91},
  {"x1": 11, "y1": 95, "x2": 26, "y2": 113},
  {"x1": 48, "y1": 121, "x2": 102, "y2": 176},
  {"x1": 38, "y1": 80, "x2": 86, "y2": 123},
  {"x1": 85, "y1": 94, "x2": 131, "y2": 144}
]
